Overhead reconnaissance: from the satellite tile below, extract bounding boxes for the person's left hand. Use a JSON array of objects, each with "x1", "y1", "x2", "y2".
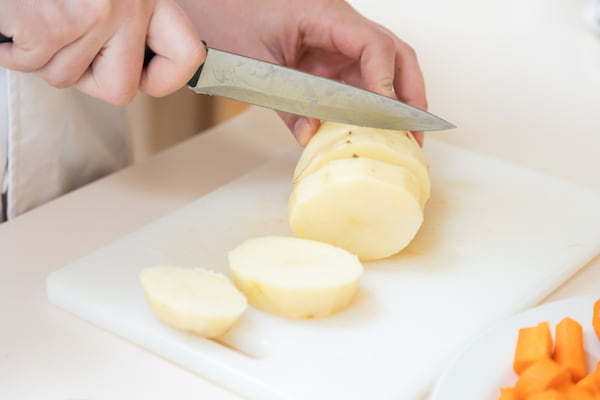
[{"x1": 177, "y1": 0, "x2": 427, "y2": 146}]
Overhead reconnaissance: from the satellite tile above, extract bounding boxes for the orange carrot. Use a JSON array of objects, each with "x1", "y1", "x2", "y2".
[
  {"x1": 597, "y1": 362, "x2": 600, "y2": 386},
  {"x1": 594, "y1": 299, "x2": 600, "y2": 340},
  {"x1": 515, "y1": 358, "x2": 572, "y2": 399},
  {"x1": 497, "y1": 387, "x2": 518, "y2": 400},
  {"x1": 527, "y1": 389, "x2": 566, "y2": 400},
  {"x1": 514, "y1": 321, "x2": 553, "y2": 375},
  {"x1": 553, "y1": 317, "x2": 587, "y2": 382},
  {"x1": 561, "y1": 383, "x2": 595, "y2": 400},
  {"x1": 576, "y1": 365, "x2": 599, "y2": 395}
]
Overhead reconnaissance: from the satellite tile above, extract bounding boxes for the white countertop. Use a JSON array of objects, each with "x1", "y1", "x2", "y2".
[{"x1": 1, "y1": 1, "x2": 599, "y2": 399}]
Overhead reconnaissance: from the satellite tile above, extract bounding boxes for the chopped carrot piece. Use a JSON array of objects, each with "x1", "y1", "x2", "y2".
[
  {"x1": 594, "y1": 299, "x2": 600, "y2": 340},
  {"x1": 562, "y1": 383, "x2": 595, "y2": 400},
  {"x1": 597, "y1": 362, "x2": 600, "y2": 389},
  {"x1": 515, "y1": 358, "x2": 572, "y2": 399},
  {"x1": 553, "y1": 317, "x2": 587, "y2": 382},
  {"x1": 576, "y1": 366, "x2": 599, "y2": 395},
  {"x1": 527, "y1": 389, "x2": 566, "y2": 400},
  {"x1": 514, "y1": 321, "x2": 553, "y2": 374},
  {"x1": 498, "y1": 387, "x2": 518, "y2": 400}
]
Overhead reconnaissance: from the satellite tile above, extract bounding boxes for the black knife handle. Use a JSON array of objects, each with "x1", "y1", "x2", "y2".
[
  {"x1": 0, "y1": 33, "x2": 204, "y2": 87},
  {"x1": 0, "y1": 33, "x2": 12, "y2": 43}
]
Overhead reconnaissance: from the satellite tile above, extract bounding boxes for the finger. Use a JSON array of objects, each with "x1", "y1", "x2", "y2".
[
  {"x1": 393, "y1": 39, "x2": 428, "y2": 112},
  {"x1": 412, "y1": 131, "x2": 424, "y2": 147},
  {"x1": 75, "y1": 27, "x2": 147, "y2": 105},
  {"x1": 35, "y1": 31, "x2": 110, "y2": 89},
  {"x1": 0, "y1": 42, "x2": 16, "y2": 68},
  {"x1": 295, "y1": 48, "x2": 354, "y2": 79},
  {"x1": 0, "y1": 35, "x2": 74, "y2": 72},
  {"x1": 140, "y1": 0, "x2": 205, "y2": 97},
  {"x1": 392, "y1": 39, "x2": 427, "y2": 147},
  {"x1": 277, "y1": 111, "x2": 321, "y2": 146},
  {"x1": 356, "y1": 35, "x2": 397, "y2": 99},
  {"x1": 372, "y1": 26, "x2": 427, "y2": 146},
  {"x1": 298, "y1": 25, "x2": 425, "y2": 146},
  {"x1": 301, "y1": 16, "x2": 397, "y2": 99},
  {"x1": 323, "y1": 35, "x2": 426, "y2": 147}
]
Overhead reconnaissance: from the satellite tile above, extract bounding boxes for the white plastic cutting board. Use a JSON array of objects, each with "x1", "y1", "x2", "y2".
[{"x1": 47, "y1": 140, "x2": 600, "y2": 400}]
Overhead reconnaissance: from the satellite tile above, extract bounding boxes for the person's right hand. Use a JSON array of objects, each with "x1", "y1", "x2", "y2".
[{"x1": 0, "y1": 0, "x2": 205, "y2": 105}]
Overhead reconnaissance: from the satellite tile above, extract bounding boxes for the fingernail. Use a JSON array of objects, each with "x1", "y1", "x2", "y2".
[{"x1": 294, "y1": 118, "x2": 311, "y2": 146}]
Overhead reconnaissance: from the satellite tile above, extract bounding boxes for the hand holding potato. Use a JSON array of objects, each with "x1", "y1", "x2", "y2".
[{"x1": 176, "y1": 0, "x2": 428, "y2": 145}]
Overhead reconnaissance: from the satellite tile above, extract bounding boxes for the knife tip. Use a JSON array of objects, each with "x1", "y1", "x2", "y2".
[{"x1": 440, "y1": 121, "x2": 457, "y2": 130}]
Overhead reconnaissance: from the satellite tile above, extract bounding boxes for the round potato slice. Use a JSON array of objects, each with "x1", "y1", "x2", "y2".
[
  {"x1": 140, "y1": 266, "x2": 247, "y2": 338},
  {"x1": 289, "y1": 157, "x2": 423, "y2": 261},
  {"x1": 293, "y1": 121, "x2": 430, "y2": 207},
  {"x1": 228, "y1": 236, "x2": 363, "y2": 319}
]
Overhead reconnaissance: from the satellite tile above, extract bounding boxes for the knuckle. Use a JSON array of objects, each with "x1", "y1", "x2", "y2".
[
  {"x1": 11, "y1": 64, "x2": 37, "y2": 73},
  {"x1": 15, "y1": 53, "x2": 51, "y2": 72},
  {"x1": 10, "y1": 59, "x2": 40, "y2": 73},
  {"x1": 316, "y1": 0, "x2": 338, "y2": 8},
  {"x1": 40, "y1": 71, "x2": 77, "y2": 89},
  {"x1": 378, "y1": 75, "x2": 395, "y2": 91},
  {"x1": 187, "y1": 41, "x2": 206, "y2": 69},
  {"x1": 129, "y1": 0, "x2": 147, "y2": 13},
  {"x1": 401, "y1": 42, "x2": 418, "y2": 58},
  {"x1": 43, "y1": 29, "x2": 71, "y2": 49},
  {"x1": 118, "y1": 0, "x2": 147, "y2": 18},
  {"x1": 380, "y1": 35, "x2": 397, "y2": 53},
  {"x1": 106, "y1": 87, "x2": 137, "y2": 106},
  {"x1": 38, "y1": 22, "x2": 78, "y2": 49},
  {"x1": 79, "y1": 0, "x2": 112, "y2": 26}
]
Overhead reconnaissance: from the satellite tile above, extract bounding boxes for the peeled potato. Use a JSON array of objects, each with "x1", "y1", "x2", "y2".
[
  {"x1": 140, "y1": 266, "x2": 247, "y2": 338},
  {"x1": 228, "y1": 236, "x2": 363, "y2": 318},
  {"x1": 293, "y1": 121, "x2": 430, "y2": 207},
  {"x1": 288, "y1": 157, "x2": 423, "y2": 261}
]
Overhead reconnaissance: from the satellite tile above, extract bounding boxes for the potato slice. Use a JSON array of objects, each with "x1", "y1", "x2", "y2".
[
  {"x1": 228, "y1": 236, "x2": 363, "y2": 319},
  {"x1": 288, "y1": 157, "x2": 423, "y2": 261},
  {"x1": 293, "y1": 121, "x2": 430, "y2": 207},
  {"x1": 140, "y1": 266, "x2": 247, "y2": 338}
]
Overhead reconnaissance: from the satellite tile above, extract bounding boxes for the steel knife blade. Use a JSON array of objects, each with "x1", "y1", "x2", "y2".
[{"x1": 188, "y1": 46, "x2": 454, "y2": 131}]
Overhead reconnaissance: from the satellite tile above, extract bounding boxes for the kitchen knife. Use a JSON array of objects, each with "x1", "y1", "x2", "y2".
[
  {"x1": 185, "y1": 45, "x2": 454, "y2": 131},
  {"x1": 0, "y1": 34, "x2": 454, "y2": 131}
]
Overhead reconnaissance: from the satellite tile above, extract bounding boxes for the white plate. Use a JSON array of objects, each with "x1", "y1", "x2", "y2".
[{"x1": 429, "y1": 294, "x2": 600, "y2": 400}]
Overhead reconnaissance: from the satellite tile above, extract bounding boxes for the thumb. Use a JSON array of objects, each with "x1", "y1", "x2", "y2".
[{"x1": 140, "y1": 0, "x2": 205, "y2": 97}]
